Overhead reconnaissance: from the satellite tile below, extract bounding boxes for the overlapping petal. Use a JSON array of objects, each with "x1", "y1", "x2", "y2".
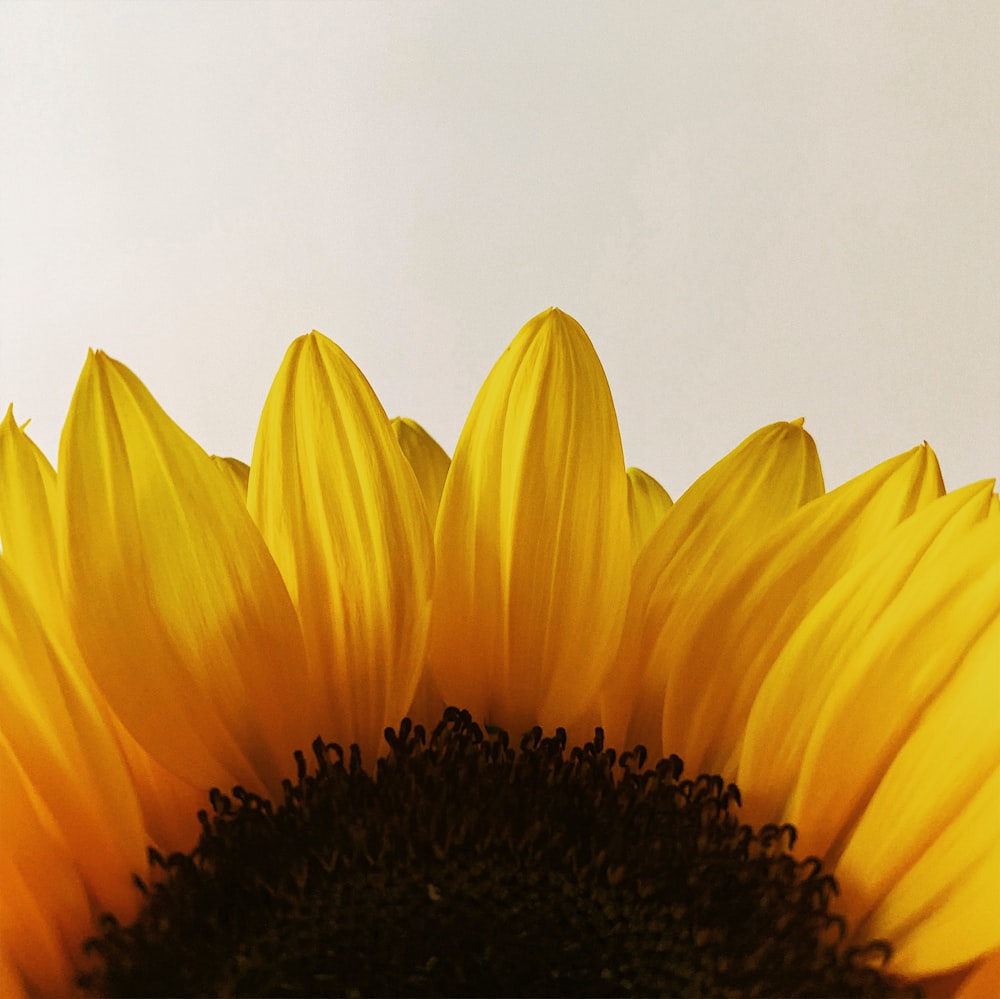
[
  {"x1": 60, "y1": 351, "x2": 309, "y2": 794},
  {"x1": 249, "y1": 332, "x2": 434, "y2": 761},
  {"x1": 658, "y1": 444, "x2": 945, "y2": 776},
  {"x1": 738, "y1": 480, "x2": 997, "y2": 847},
  {"x1": 427, "y1": 308, "x2": 631, "y2": 732},
  {"x1": 1, "y1": 309, "x2": 995, "y2": 996},
  {"x1": 0, "y1": 558, "x2": 148, "y2": 996},
  {"x1": 603, "y1": 419, "x2": 825, "y2": 753}
]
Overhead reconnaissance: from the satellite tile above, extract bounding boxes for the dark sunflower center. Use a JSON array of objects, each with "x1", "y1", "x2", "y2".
[{"x1": 81, "y1": 708, "x2": 916, "y2": 998}]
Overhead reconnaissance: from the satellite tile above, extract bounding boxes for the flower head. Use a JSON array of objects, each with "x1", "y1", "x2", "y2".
[{"x1": 1, "y1": 309, "x2": 997, "y2": 997}]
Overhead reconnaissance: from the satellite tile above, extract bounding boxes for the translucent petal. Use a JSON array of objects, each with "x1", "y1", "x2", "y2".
[
  {"x1": 211, "y1": 454, "x2": 250, "y2": 498},
  {"x1": 738, "y1": 482, "x2": 997, "y2": 852},
  {"x1": 391, "y1": 417, "x2": 451, "y2": 521},
  {"x1": 60, "y1": 351, "x2": 309, "y2": 793},
  {"x1": 659, "y1": 444, "x2": 944, "y2": 775},
  {"x1": 626, "y1": 466, "x2": 672, "y2": 559},
  {"x1": 0, "y1": 559, "x2": 149, "y2": 995},
  {"x1": 249, "y1": 332, "x2": 433, "y2": 761},
  {"x1": 428, "y1": 308, "x2": 631, "y2": 732},
  {"x1": 0, "y1": 827, "x2": 90, "y2": 998},
  {"x1": 604, "y1": 420, "x2": 824, "y2": 754},
  {"x1": 835, "y1": 613, "x2": 1000, "y2": 977}
]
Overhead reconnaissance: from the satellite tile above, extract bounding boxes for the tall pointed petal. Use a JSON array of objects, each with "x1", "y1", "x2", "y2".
[
  {"x1": 660, "y1": 444, "x2": 944, "y2": 775},
  {"x1": 60, "y1": 351, "x2": 309, "y2": 794},
  {"x1": 626, "y1": 466, "x2": 672, "y2": 559},
  {"x1": 428, "y1": 308, "x2": 631, "y2": 732},
  {"x1": 0, "y1": 557, "x2": 148, "y2": 995},
  {"x1": 249, "y1": 332, "x2": 433, "y2": 761},
  {"x1": 604, "y1": 420, "x2": 824, "y2": 753},
  {"x1": 391, "y1": 417, "x2": 451, "y2": 521},
  {"x1": 738, "y1": 481, "x2": 998, "y2": 859}
]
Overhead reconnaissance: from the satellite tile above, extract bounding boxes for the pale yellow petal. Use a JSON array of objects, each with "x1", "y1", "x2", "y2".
[
  {"x1": 60, "y1": 351, "x2": 309, "y2": 793},
  {"x1": 659, "y1": 444, "x2": 944, "y2": 776},
  {"x1": 738, "y1": 482, "x2": 997, "y2": 852},
  {"x1": 391, "y1": 417, "x2": 451, "y2": 521},
  {"x1": 428, "y1": 308, "x2": 631, "y2": 732},
  {"x1": 626, "y1": 466, "x2": 672, "y2": 559},
  {"x1": 603, "y1": 419, "x2": 824, "y2": 754},
  {"x1": 249, "y1": 332, "x2": 433, "y2": 762},
  {"x1": 211, "y1": 454, "x2": 250, "y2": 498}
]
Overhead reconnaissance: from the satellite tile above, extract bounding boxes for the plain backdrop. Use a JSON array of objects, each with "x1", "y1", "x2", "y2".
[{"x1": 1, "y1": 2, "x2": 997, "y2": 499}]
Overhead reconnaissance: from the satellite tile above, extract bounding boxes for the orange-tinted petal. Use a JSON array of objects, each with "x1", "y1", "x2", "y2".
[
  {"x1": 428, "y1": 308, "x2": 631, "y2": 732},
  {"x1": 0, "y1": 557, "x2": 149, "y2": 995},
  {"x1": 249, "y1": 332, "x2": 433, "y2": 761},
  {"x1": 604, "y1": 420, "x2": 824, "y2": 754},
  {"x1": 60, "y1": 351, "x2": 309, "y2": 794}
]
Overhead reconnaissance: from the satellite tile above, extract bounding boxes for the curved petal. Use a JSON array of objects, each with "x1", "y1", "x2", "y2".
[
  {"x1": 738, "y1": 481, "x2": 997, "y2": 854},
  {"x1": 660, "y1": 444, "x2": 944, "y2": 775},
  {"x1": 60, "y1": 351, "x2": 309, "y2": 794},
  {"x1": 391, "y1": 417, "x2": 451, "y2": 521},
  {"x1": 249, "y1": 332, "x2": 433, "y2": 762},
  {"x1": 428, "y1": 308, "x2": 631, "y2": 733},
  {"x1": 626, "y1": 466, "x2": 672, "y2": 559},
  {"x1": 835, "y1": 610, "x2": 1000, "y2": 977},
  {"x1": 604, "y1": 419, "x2": 825, "y2": 754},
  {"x1": 0, "y1": 557, "x2": 149, "y2": 995}
]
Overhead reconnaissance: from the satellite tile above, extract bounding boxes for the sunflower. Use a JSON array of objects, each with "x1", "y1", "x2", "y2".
[{"x1": 0, "y1": 309, "x2": 997, "y2": 997}]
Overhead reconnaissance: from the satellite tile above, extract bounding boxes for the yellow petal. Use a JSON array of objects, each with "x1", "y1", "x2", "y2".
[
  {"x1": 249, "y1": 332, "x2": 433, "y2": 761},
  {"x1": 391, "y1": 417, "x2": 451, "y2": 522},
  {"x1": 0, "y1": 557, "x2": 149, "y2": 995},
  {"x1": 738, "y1": 481, "x2": 998, "y2": 854},
  {"x1": 834, "y1": 607, "x2": 1000, "y2": 977},
  {"x1": 604, "y1": 419, "x2": 824, "y2": 754},
  {"x1": 428, "y1": 308, "x2": 631, "y2": 732},
  {"x1": 0, "y1": 407, "x2": 61, "y2": 622},
  {"x1": 659, "y1": 444, "x2": 944, "y2": 776},
  {"x1": 211, "y1": 454, "x2": 250, "y2": 498},
  {"x1": 626, "y1": 466, "x2": 673, "y2": 559},
  {"x1": 60, "y1": 351, "x2": 309, "y2": 793}
]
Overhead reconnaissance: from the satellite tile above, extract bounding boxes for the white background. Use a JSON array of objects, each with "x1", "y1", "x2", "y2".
[{"x1": 2, "y1": 2, "x2": 997, "y2": 497}]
